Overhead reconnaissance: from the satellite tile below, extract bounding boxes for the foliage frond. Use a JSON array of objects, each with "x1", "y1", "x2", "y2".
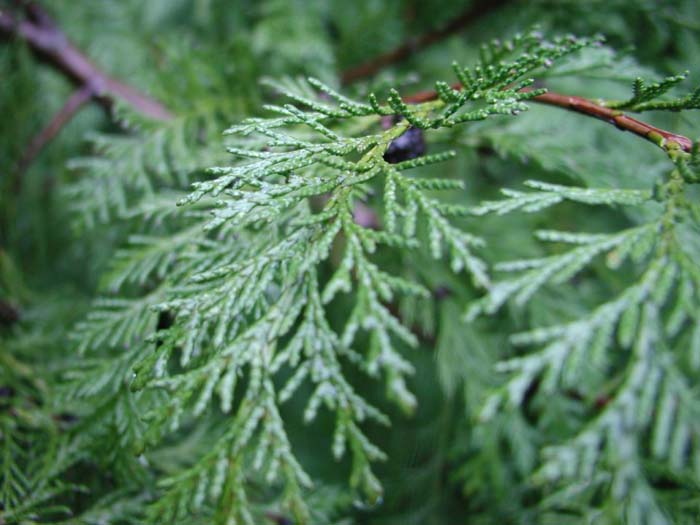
[{"x1": 606, "y1": 71, "x2": 700, "y2": 112}]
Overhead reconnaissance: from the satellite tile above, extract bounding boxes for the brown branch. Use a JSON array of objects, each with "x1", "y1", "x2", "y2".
[
  {"x1": 402, "y1": 82, "x2": 694, "y2": 153},
  {"x1": 15, "y1": 84, "x2": 92, "y2": 182},
  {"x1": 0, "y1": 6, "x2": 172, "y2": 120},
  {"x1": 341, "y1": 0, "x2": 691, "y2": 153},
  {"x1": 532, "y1": 91, "x2": 693, "y2": 153},
  {"x1": 1, "y1": 2, "x2": 174, "y2": 182},
  {"x1": 340, "y1": 0, "x2": 513, "y2": 85}
]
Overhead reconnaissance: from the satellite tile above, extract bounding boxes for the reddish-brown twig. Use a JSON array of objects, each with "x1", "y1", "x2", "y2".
[
  {"x1": 340, "y1": 0, "x2": 512, "y2": 85},
  {"x1": 401, "y1": 83, "x2": 693, "y2": 153},
  {"x1": 1, "y1": 3, "x2": 173, "y2": 183},
  {"x1": 15, "y1": 84, "x2": 93, "y2": 182},
  {"x1": 341, "y1": 0, "x2": 693, "y2": 154},
  {"x1": 0, "y1": 7, "x2": 172, "y2": 120},
  {"x1": 533, "y1": 91, "x2": 692, "y2": 152}
]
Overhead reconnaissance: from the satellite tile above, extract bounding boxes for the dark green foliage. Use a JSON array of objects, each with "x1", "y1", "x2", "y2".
[{"x1": 2, "y1": 1, "x2": 700, "y2": 524}]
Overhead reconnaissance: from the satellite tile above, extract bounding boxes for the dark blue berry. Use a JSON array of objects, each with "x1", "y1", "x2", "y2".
[{"x1": 383, "y1": 127, "x2": 426, "y2": 164}]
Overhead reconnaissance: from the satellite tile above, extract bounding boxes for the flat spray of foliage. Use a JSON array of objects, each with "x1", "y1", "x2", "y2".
[{"x1": 2, "y1": 2, "x2": 700, "y2": 524}]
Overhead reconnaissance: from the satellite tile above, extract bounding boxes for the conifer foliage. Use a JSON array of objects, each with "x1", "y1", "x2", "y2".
[{"x1": 2, "y1": 1, "x2": 700, "y2": 524}]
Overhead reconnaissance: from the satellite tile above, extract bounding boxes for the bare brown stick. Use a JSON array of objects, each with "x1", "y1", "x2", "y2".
[
  {"x1": 402, "y1": 82, "x2": 694, "y2": 153},
  {"x1": 0, "y1": 7, "x2": 172, "y2": 120},
  {"x1": 340, "y1": 0, "x2": 512, "y2": 85},
  {"x1": 15, "y1": 84, "x2": 92, "y2": 180},
  {"x1": 341, "y1": 0, "x2": 692, "y2": 154},
  {"x1": 532, "y1": 91, "x2": 693, "y2": 153},
  {"x1": 1, "y1": 3, "x2": 173, "y2": 182}
]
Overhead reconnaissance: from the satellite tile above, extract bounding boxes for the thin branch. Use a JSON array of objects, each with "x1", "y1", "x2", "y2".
[
  {"x1": 340, "y1": 0, "x2": 512, "y2": 85},
  {"x1": 341, "y1": 0, "x2": 692, "y2": 153},
  {"x1": 402, "y1": 83, "x2": 694, "y2": 153},
  {"x1": 15, "y1": 84, "x2": 92, "y2": 182},
  {"x1": 1, "y1": 2, "x2": 174, "y2": 181},
  {"x1": 532, "y1": 91, "x2": 693, "y2": 153},
  {"x1": 0, "y1": 6, "x2": 172, "y2": 120}
]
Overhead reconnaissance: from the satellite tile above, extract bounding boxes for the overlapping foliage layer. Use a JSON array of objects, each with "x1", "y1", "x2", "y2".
[{"x1": 2, "y1": 1, "x2": 700, "y2": 524}]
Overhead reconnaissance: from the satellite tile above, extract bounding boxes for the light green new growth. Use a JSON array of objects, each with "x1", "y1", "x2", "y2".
[
  {"x1": 64, "y1": 32, "x2": 610, "y2": 522},
  {"x1": 465, "y1": 145, "x2": 700, "y2": 522},
  {"x1": 8, "y1": 16, "x2": 697, "y2": 524}
]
